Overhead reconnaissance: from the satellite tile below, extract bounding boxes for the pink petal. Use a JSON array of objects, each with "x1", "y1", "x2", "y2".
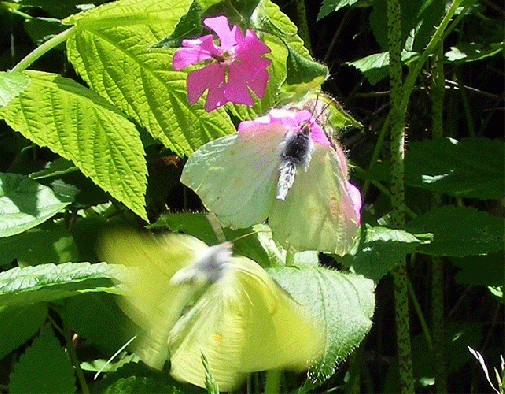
[
  {"x1": 224, "y1": 67, "x2": 254, "y2": 106},
  {"x1": 240, "y1": 30, "x2": 271, "y2": 56},
  {"x1": 186, "y1": 63, "x2": 225, "y2": 105},
  {"x1": 203, "y1": 16, "x2": 237, "y2": 49},
  {"x1": 346, "y1": 182, "x2": 362, "y2": 223},
  {"x1": 172, "y1": 35, "x2": 216, "y2": 70},
  {"x1": 246, "y1": 68, "x2": 269, "y2": 98}
]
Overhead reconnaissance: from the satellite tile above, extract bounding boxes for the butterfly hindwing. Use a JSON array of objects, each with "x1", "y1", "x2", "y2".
[
  {"x1": 269, "y1": 145, "x2": 360, "y2": 255},
  {"x1": 181, "y1": 124, "x2": 286, "y2": 228}
]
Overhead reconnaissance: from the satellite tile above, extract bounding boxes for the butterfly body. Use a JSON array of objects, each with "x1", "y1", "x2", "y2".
[{"x1": 276, "y1": 124, "x2": 314, "y2": 200}]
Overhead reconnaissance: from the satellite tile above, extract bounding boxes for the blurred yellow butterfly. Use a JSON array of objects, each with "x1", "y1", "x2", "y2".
[{"x1": 98, "y1": 230, "x2": 323, "y2": 391}]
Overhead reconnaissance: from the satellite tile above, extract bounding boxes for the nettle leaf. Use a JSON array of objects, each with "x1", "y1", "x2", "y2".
[
  {"x1": 445, "y1": 42, "x2": 504, "y2": 63},
  {"x1": 9, "y1": 325, "x2": 76, "y2": 394},
  {"x1": 406, "y1": 206, "x2": 504, "y2": 257},
  {"x1": 338, "y1": 225, "x2": 423, "y2": 282},
  {"x1": 366, "y1": 137, "x2": 504, "y2": 200},
  {"x1": 404, "y1": 137, "x2": 504, "y2": 200},
  {"x1": 269, "y1": 266, "x2": 375, "y2": 390},
  {"x1": 101, "y1": 376, "x2": 182, "y2": 394},
  {"x1": 0, "y1": 262, "x2": 118, "y2": 306},
  {"x1": 63, "y1": 0, "x2": 235, "y2": 156},
  {"x1": 0, "y1": 72, "x2": 29, "y2": 107},
  {"x1": 346, "y1": 51, "x2": 418, "y2": 85},
  {"x1": 0, "y1": 303, "x2": 48, "y2": 360},
  {"x1": 450, "y1": 252, "x2": 504, "y2": 287},
  {"x1": 318, "y1": 0, "x2": 360, "y2": 21},
  {"x1": 0, "y1": 172, "x2": 71, "y2": 237},
  {"x1": 0, "y1": 71, "x2": 148, "y2": 221}
]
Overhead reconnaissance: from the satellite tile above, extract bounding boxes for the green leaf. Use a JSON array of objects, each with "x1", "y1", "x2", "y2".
[
  {"x1": 0, "y1": 72, "x2": 30, "y2": 107},
  {"x1": 0, "y1": 172, "x2": 71, "y2": 237},
  {"x1": 338, "y1": 225, "x2": 423, "y2": 282},
  {"x1": 346, "y1": 51, "x2": 418, "y2": 85},
  {"x1": 0, "y1": 262, "x2": 118, "y2": 306},
  {"x1": 404, "y1": 137, "x2": 505, "y2": 199},
  {"x1": 9, "y1": 325, "x2": 77, "y2": 394},
  {"x1": 101, "y1": 376, "x2": 182, "y2": 394},
  {"x1": 0, "y1": 70, "x2": 148, "y2": 221},
  {"x1": 445, "y1": 42, "x2": 504, "y2": 63},
  {"x1": 268, "y1": 266, "x2": 375, "y2": 390},
  {"x1": 450, "y1": 252, "x2": 505, "y2": 287},
  {"x1": 366, "y1": 137, "x2": 505, "y2": 200},
  {"x1": 60, "y1": 293, "x2": 136, "y2": 354},
  {"x1": 285, "y1": 45, "x2": 328, "y2": 85},
  {"x1": 0, "y1": 303, "x2": 47, "y2": 359},
  {"x1": 153, "y1": 1, "x2": 203, "y2": 48},
  {"x1": 406, "y1": 206, "x2": 504, "y2": 256},
  {"x1": 318, "y1": 0, "x2": 360, "y2": 21},
  {"x1": 64, "y1": 0, "x2": 235, "y2": 156},
  {"x1": 370, "y1": 0, "x2": 446, "y2": 52}
]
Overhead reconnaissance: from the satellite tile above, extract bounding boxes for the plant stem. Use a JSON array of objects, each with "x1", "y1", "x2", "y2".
[
  {"x1": 11, "y1": 26, "x2": 77, "y2": 73},
  {"x1": 294, "y1": 0, "x2": 312, "y2": 54},
  {"x1": 387, "y1": 0, "x2": 414, "y2": 392},
  {"x1": 265, "y1": 369, "x2": 281, "y2": 394},
  {"x1": 430, "y1": 42, "x2": 448, "y2": 394}
]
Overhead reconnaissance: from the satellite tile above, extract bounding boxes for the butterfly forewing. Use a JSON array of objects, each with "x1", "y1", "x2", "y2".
[{"x1": 181, "y1": 124, "x2": 287, "y2": 228}]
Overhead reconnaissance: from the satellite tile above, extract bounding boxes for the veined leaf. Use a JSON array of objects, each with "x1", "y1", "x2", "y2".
[
  {"x1": 318, "y1": 0, "x2": 361, "y2": 21},
  {"x1": 9, "y1": 326, "x2": 76, "y2": 394},
  {"x1": 406, "y1": 206, "x2": 504, "y2": 256},
  {"x1": 0, "y1": 303, "x2": 48, "y2": 360},
  {"x1": 269, "y1": 266, "x2": 375, "y2": 390},
  {"x1": 0, "y1": 72, "x2": 29, "y2": 107},
  {"x1": 63, "y1": 0, "x2": 235, "y2": 156},
  {"x1": 0, "y1": 262, "x2": 119, "y2": 306},
  {"x1": 0, "y1": 172, "x2": 71, "y2": 237},
  {"x1": 338, "y1": 225, "x2": 423, "y2": 282},
  {"x1": 0, "y1": 71, "x2": 148, "y2": 220}
]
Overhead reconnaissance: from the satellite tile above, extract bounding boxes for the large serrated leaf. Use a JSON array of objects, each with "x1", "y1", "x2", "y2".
[
  {"x1": 0, "y1": 70, "x2": 148, "y2": 220},
  {"x1": 0, "y1": 262, "x2": 119, "y2": 306},
  {"x1": 9, "y1": 325, "x2": 76, "y2": 394},
  {"x1": 338, "y1": 225, "x2": 423, "y2": 282},
  {"x1": 64, "y1": 0, "x2": 235, "y2": 156},
  {"x1": 0, "y1": 172, "x2": 71, "y2": 237},
  {"x1": 268, "y1": 266, "x2": 375, "y2": 390},
  {"x1": 406, "y1": 206, "x2": 504, "y2": 256},
  {"x1": 0, "y1": 72, "x2": 29, "y2": 107},
  {"x1": 0, "y1": 303, "x2": 47, "y2": 359},
  {"x1": 318, "y1": 0, "x2": 360, "y2": 21}
]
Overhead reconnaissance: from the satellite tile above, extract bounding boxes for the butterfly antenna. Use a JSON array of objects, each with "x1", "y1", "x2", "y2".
[{"x1": 229, "y1": 228, "x2": 272, "y2": 244}]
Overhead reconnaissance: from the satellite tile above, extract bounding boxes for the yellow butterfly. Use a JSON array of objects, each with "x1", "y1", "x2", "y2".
[{"x1": 98, "y1": 230, "x2": 323, "y2": 391}]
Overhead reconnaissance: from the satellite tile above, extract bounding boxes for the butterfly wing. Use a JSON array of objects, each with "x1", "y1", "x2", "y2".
[
  {"x1": 168, "y1": 257, "x2": 323, "y2": 391},
  {"x1": 181, "y1": 124, "x2": 286, "y2": 229},
  {"x1": 269, "y1": 144, "x2": 360, "y2": 255},
  {"x1": 98, "y1": 231, "x2": 208, "y2": 369}
]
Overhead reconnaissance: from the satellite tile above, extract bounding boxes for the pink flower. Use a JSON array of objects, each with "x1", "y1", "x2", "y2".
[
  {"x1": 238, "y1": 108, "x2": 331, "y2": 146},
  {"x1": 172, "y1": 15, "x2": 271, "y2": 112}
]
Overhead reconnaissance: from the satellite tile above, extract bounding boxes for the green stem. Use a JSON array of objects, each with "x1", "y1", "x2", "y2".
[
  {"x1": 294, "y1": 0, "x2": 312, "y2": 54},
  {"x1": 363, "y1": 0, "x2": 477, "y2": 198},
  {"x1": 264, "y1": 369, "x2": 281, "y2": 394},
  {"x1": 11, "y1": 26, "x2": 77, "y2": 73},
  {"x1": 430, "y1": 42, "x2": 448, "y2": 394},
  {"x1": 285, "y1": 250, "x2": 295, "y2": 267},
  {"x1": 387, "y1": 0, "x2": 414, "y2": 392}
]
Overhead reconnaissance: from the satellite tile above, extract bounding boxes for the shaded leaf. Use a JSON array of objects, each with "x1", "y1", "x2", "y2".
[
  {"x1": 0, "y1": 72, "x2": 30, "y2": 107},
  {"x1": 318, "y1": 0, "x2": 360, "y2": 21},
  {"x1": 406, "y1": 206, "x2": 504, "y2": 256},
  {"x1": 9, "y1": 325, "x2": 76, "y2": 394},
  {"x1": 0, "y1": 303, "x2": 47, "y2": 359},
  {"x1": 0, "y1": 71, "x2": 148, "y2": 220},
  {"x1": 0, "y1": 262, "x2": 118, "y2": 306},
  {"x1": 64, "y1": 0, "x2": 234, "y2": 156},
  {"x1": 268, "y1": 266, "x2": 375, "y2": 390},
  {"x1": 338, "y1": 225, "x2": 424, "y2": 282},
  {"x1": 0, "y1": 172, "x2": 71, "y2": 237},
  {"x1": 101, "y1": 376, "x2": 182, "y2": 394},
  {"x1": 153, "y1": 1, "x2": 203, "y2": 48},
  {"x1": 445, "y1": 42, "x2": 504, "y2": 63},
  {"x1": 450, "y1": 252, "x2": 505, "y2": 287}
]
